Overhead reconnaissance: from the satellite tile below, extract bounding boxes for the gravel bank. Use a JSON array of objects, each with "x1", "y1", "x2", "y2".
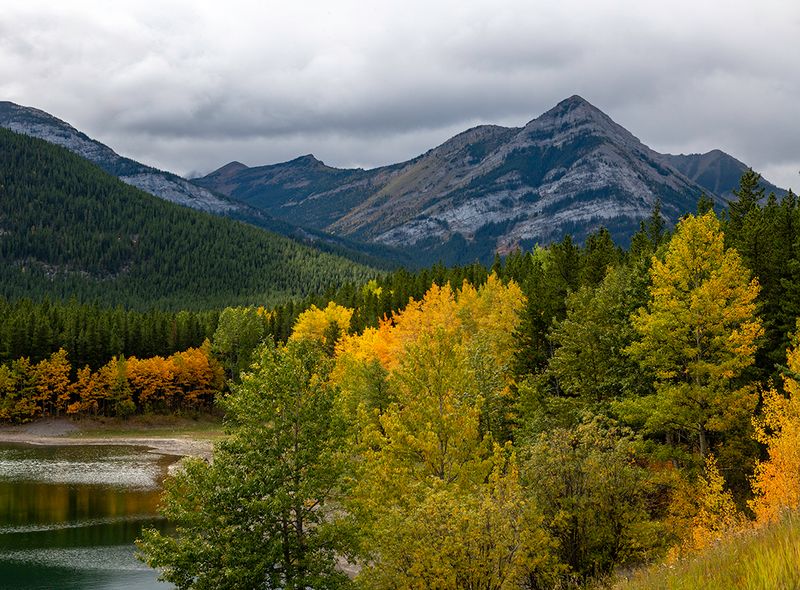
[{"x1": 0, "y1": 418, "x2": 215, "y2": 460}]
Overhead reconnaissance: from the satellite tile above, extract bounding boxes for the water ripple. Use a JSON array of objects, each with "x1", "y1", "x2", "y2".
[
  {"x1": 0, "y1": 545, "x2": 151, "y2": 572},
  {"x1": 0, "y1": 452, "x2": 162, "y2": 489},
  {"x1": 0, "y1": 514, "x2": 158, "y2": 535}
]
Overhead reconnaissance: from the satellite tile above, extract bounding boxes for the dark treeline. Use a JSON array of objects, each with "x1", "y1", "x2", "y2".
[
  {"x1": 0, "y1": 297, "x2": 219, "y2": 370},
  {"x1": 0, "y1": 263, "x2": 492, "y2": 373}
]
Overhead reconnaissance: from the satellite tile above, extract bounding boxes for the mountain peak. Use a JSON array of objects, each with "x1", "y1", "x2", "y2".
[
  {"x1": 291, "y1": 154, "x2": 323, "y2": 166},
  {"x1": 520, "y1": 95, "x2": 613, "y2": 135},
  {"x1": 213, "y1": 161, "x2": 249, "y2": 175},
  {"x1": 557, "y1": 94, "x2": 594, "y2": 110},
  {"x1": 534, "y1": 94, "x2": 607, "y2": 123}
]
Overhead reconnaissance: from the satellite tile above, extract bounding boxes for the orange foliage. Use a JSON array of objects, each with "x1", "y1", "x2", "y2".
[
  {"x1": 1, "y1": 345, "x2": 224, "y2": 421},
  {"x1": 750, "y1": 337, "x2": 800, "y2": 524},
  {"x1": 333, "y1": 274, "x2": 525, "y2": 437},
  {"x1": 67, "y1": 366, "x2": 99, "y2": 416},
  {"x1": 128, "y1": 355, "x2": 178, "y2": 411},
  {"x1": 34, "y1": 349, "x2": 72, "y2": 416},
  {"x1": 170, "y1": 345, "x2": 224, "y2": 408}
]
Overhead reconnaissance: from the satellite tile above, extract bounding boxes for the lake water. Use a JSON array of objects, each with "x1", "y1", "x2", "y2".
[{"x1": 0, "y1": 442, "x2": 176, "y2": 589}]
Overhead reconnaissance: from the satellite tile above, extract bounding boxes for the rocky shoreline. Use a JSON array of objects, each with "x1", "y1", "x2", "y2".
[{"x1": 0, "y1": 418, "x2": 215, "y2": 461}]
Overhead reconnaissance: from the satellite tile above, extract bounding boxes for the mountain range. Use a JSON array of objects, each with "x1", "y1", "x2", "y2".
[
  {"x1": 1, "y1": 96, "x2": 785, "y2": 266},
  {"x1": 0, "y1": 101, "x2": 408, "y2": 269},
  {"x1": 195, "y1": 96, "x2": 784, "y2": 264}
]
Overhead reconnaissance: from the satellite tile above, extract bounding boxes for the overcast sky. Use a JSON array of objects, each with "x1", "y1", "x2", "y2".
[{"x1": 1, "y1": 0, "x2": 798, "y2": 190}]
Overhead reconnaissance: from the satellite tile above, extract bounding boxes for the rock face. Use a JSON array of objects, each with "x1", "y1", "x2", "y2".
[
  {"x1": 0, "y1": 101, "x2": 239, "y2": 213},
  {"x1": 197, "y1": 96, "x2": 779, "y2": 263},
  {"x1": 328, "y1": 95, "x2": 709, "y2": 253}
]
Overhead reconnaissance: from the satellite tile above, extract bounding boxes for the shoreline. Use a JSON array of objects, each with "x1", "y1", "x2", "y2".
[
  {"x1": 0, "y1": 417, "x2": 218, "y2": 460},
  {"x1": 0, "y1": 432, "x2": 215, "y2": 460}
]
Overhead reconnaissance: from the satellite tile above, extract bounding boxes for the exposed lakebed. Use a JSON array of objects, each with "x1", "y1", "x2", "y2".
[{"x1": 0, "y1": 442, "x2": 177, "y2": 589}]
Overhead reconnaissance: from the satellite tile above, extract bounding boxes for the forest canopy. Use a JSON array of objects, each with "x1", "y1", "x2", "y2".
[{"x1": 3, "y1": 164, "x2": 800, "y2": 588}]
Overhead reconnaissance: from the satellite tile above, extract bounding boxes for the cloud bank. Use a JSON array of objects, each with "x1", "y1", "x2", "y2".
[{"x1": 1, "y1": 0, "x2": 797, "y2": 189}]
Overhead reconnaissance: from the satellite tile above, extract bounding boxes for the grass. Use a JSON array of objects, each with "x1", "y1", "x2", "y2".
[
  {"x1": 611, "y1": 513, "x2": 800, "y2": 590},
  {"x1": 67, "y1": 414, "x2": 225, "y2": 440}
]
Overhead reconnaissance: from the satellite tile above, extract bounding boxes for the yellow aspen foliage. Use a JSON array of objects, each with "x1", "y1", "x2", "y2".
[
  {"x1": 96, "y1": 356, "x2": 135, "y2": 416},
  {"x1": 0, "y1": 365, "x2": 15, "y2": 420},
  {"x1": 750, "y1": 337, "x2": 800, "y2": 524},
  {"x1": 449, "y1": 447, "x2": 557, "y2": 589},
  {"x1": 355, "y1": 445, "x2": 554, "y2": 590},
  {"x1": 332, "y1": 327, "x2": 394, "y2": 441},
  {"x1": 334, "y1": 274, "x2": 524, "y2": 440},
  {"x1": 336, "y1": 277, "x2": 546, "y2": 588},
  {"x1": 390, "y1": 282, "x2": 461, "y2": 341},
  {"x1": 33, "y1": 349, "x2": 71, "y2": 416},
  {"x1": 456, "y1": 274, "x2": 524, "y2": 367},
  {"x1": 68, "y1": 365, "x2": 100, "y2": 415},
  {"x1": 626, "y1": 212, "x2": 762, "y2": 456},
  {"x1": 672, "y1": 454, "x2": 743, "y2": 558},
  {"x1": 0, "y1": 361, "x2": 37, "y2": 421},
  {"x1": 361, "y1": 278, "x2": 383, "y2": 298},
  {"x1": 290, "y1": 301, "x2": 353, "y2": 344},
  {"x1": 254, "y1": 305, "x2": 273, "y2": 321}
]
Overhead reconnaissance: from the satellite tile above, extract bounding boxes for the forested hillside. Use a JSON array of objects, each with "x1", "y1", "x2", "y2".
[
  {"x1": 0, "y1": 128, "x2": 376, "y2": 310},
  {"x1": 0, "y1": 101, "x2": 412, "y2": 270}
]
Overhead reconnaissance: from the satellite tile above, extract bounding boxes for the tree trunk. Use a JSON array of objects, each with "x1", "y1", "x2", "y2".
[{"x1": 698, "y1": 423, "x2": 709, "y2": 457}]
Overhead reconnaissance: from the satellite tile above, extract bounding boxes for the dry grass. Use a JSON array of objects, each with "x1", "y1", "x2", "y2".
[{"x1": 611, "y1": 513, "x2": 800, "y2": 590}]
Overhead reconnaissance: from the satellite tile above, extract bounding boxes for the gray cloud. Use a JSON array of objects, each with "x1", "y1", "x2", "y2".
[{"x1": 0, "y1": 0, "x2": 798, "y2": 190}]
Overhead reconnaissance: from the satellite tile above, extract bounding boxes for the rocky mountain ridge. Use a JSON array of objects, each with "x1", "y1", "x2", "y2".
[
  {"x1": 2, "y1": 97, "x2": 784, "y2": 266},
  {"x1": 0, "y1": 101, "x2": 407, "y2": 268},
  {"x1": 0, "y1": 101, "x2": 238, "y2": 214},
  {"x1": 197, "y1": 96, "x2": 783, "y2": 263},
  {"x1": 662, "y1": 149, "x2": 782, "y2": 200}
]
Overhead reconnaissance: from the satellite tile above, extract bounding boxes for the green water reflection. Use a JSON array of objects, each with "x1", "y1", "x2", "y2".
[{"x1": 0, "y1": 442, "x2": 174, "y2": 589}]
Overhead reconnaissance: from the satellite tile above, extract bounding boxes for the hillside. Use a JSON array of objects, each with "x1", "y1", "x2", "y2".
[
  {"x1": 0, "y1": 101, "x2": 238, "y2": 214},
  {"x1": 614, "y1": 515, "x2": 800, "y2": 590},
  {"x1": 196, "y1": 96, "x2": 784, "y2": 264},
  {"x1": 0, "y1": 101, "x2": 408, "y2": 269},
  {"x1": 0, "y1": 128, "x2": 376, "y2": 310}
]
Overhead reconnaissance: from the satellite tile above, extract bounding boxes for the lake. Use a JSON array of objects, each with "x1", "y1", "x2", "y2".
[{"x1": 0, "y1": 442, "x2": 176, "y2": 589}]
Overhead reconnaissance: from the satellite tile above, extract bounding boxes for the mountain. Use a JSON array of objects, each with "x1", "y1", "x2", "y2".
[
  {"x1": 0, "y1": 127, "x2": 376, "y2": 310},
  {"x1": 0, "y1": 101, "x2": 239, "y2": 214},
  {"x1": 196, "y1": 96, "x2": 783, "y2": 264},
  {"x1": 661, "y1": 149, "x2": 783, "y2": 202},
  {"x1": 0, "y1": 101, "x2": 407, "y2": 269}
]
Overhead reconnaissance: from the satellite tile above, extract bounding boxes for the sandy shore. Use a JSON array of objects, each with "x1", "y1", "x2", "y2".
[{"x1": 0, "y1": 418, "x2": 215, "y2": 460}]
